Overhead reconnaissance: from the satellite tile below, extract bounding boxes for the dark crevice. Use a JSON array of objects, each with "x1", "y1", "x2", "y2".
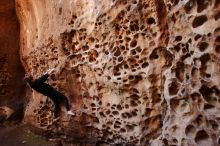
[
  {"x1": 0, "y1": 0, "x2": 25, "y2": 122},
  {"x1": 154, "y1": 0, "x2": 169, "y2": 46}
]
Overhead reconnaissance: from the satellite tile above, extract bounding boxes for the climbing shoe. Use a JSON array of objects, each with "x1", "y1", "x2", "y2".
[{"x1": 67, "y1": 111, "x2": 75, "y2": 116}]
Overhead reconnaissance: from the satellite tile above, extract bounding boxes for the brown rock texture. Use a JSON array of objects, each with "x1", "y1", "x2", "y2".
[
  {"x1": 15, "y1": 0, "x2": 220, "y2": 145},
  {"x1": 0, "y1": 0, "x2": 25, "y2": 122}
]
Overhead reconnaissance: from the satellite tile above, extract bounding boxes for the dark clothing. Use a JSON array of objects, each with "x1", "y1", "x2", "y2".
[
  {"x1": 28, "y1": 73, "x2": 71, "y2": 117},
  {"x1": 28, "y1": 74, "x2": 54, "y2": 97},
  {"x1": 52, "y1": 90, "x2": 70, "y2": 117}
]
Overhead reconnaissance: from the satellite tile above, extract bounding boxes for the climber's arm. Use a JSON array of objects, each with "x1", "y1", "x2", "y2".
[
  {"x1": 33, "y1": 74, "x2": 49, "y2": 85},
  {"x1": 33, "y1": 68, "x2": 55, "y2": 85}
]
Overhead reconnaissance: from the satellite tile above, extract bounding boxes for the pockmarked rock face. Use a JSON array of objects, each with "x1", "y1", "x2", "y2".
[{"x1": 16, "y1": 0, "x2": 220, "y2": 145}]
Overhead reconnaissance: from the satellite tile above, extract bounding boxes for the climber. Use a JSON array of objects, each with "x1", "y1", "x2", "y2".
[{"x1": 24, "y1": 68, "x2": 75, "y2": 118}]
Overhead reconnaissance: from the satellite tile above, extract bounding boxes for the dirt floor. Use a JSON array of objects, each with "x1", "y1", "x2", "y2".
[
  {"x1": 0, "y1": 123, "x2": 59, "y2": 146},
  {"x1": 0, "y1": 122, "x2": 101, "y2": 146}
]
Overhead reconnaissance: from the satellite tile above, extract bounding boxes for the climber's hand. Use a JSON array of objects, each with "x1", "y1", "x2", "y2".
[{"x1": 46, "y1": 68, "x2": 55, "y2": 74}]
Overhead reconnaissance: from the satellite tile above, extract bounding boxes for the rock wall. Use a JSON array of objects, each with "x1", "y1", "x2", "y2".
[
  {"x1": 0, "y1": 0, "x2": 25, "y2": 122},
  {"x1": 16, "y1": 0, "x2": 220, "y2": 145}
]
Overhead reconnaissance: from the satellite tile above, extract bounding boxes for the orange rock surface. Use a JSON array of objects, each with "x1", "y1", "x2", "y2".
[{"x1": 15, "y1": 0, "x2": 220, "y2": 145}]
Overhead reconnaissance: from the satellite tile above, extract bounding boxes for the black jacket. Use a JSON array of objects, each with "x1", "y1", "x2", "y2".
[{"x1": 28, "y1": 74, "x2": 54, "y2": 97}]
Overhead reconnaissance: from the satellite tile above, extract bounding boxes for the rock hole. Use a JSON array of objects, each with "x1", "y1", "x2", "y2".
[
  {"x1": 198, "y1": 42, "x2": 209, "y2": 52},
  {"x1": 175, "y1": 35, "x2": 182, "y2": 42},
  {"x1": 147, "y1": 17, "x2": 156, "y2": 25},
  {"x1": 195, "y1": 130, "x2": 210, "y2": 145},
  {"x1": 214, "y1": 12, "x2": 220, "y2": 20},
  {"x1": 195, "y1": 115, "x2": 203, "y2": 126},
  {"x1": 208, "y1": 120, "x2": 218, "y2": 130},
  {"x1": 130, "y1": 100, "x2": 138, "y2": 107},
  {"x1": 116, "y1": 105, "x2": 122, "y2": 110},
  {"x1": 135, "y1": 46, "x2": 142, "y2": 53},
  {"x1": 88, "y1": 37, "x2": 95, "y2": 42},
  {"x1": 192, "y1": 15, "x2": 208, "y2": 28},
  {"x1": 126, "y1": 125, "x2": 134, "y2": 132},
  {"x1": 194, "y1": 34, "x2": 202, "y2": 41},
  {"x1": 112, "y1": 111, "x2": 119, "y2": 115},
  {"x1": 197, "y1": 0, "x2": 209, "y2": 13},
  {"x1": 133, "y1": 0, "x2": 137, "y2": 4},
  {"x1": 204, "y1": 103, "x2": 215, "y2": 110},
  {"x1": 114, "y1": 48, "x2": 121, "y2": 57},
  {"x1": 168, "y1": 80, "x2": 180, "y2": 95},
  {"x1": 129, "y1": 24, "x2": 139, "y2": 31},
  {"x1": 216, "y1": 36, "x2": 220, "y2": 43},
  {"x1": 120, "y1": 128, "x2": 126, "y2": 133},
  {"x1": 184, "y1": 1, "x2": 195, "y2": 14},
  {"x1": 170, "y1": 98, "x2": 179, "y2": 111},
  {"x1": 106, "y1": 110, "x2": 111, "y2": 115},
  {"x1": 149, "y1": 49, "x2": 159, "y2": 60},
  {"x1": 145, "y1": 108, "x2": 152, "y2": 117},
  {"x1": 59, "y1": 8, "x2": 62, "y2": 15},
  {"x1": 174, "y1": 44, "x2": 181, "y2": 52},
  {"x1": 199, "y1": 53, "x2": 210, "y2": 65},
  {"x1": 131, "y1": 49, "x2": 137, "y2": 55},
  {"x1": 100, "y1": 112, "x2": 106, "y2": 117},
  {"x1": 215, "y1": 45, "x2": 220, "y2": 53},
  {"x1": 128, "y1": 75, "x2": 134, "y2": 80},
  {"x1": 130, "y1": 40, "x2": 137, "y2": 48},
  {"x1": 125, "y1": 37, "x2": 131, "y2": 42},
  {"x1": 91, "y1": 103, "x2": 96, "y2": 107},
  {"x1": 185, "y1": 124, "x2": 196, "y2": 137},
  {"x1": 118, "y1": 56, "x2": 123, "y2": 62},
  {"x1": 163, "y1": 139, "x2": 168, "y2": 145}
]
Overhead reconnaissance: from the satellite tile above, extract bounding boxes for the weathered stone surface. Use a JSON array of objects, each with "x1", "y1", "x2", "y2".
[
  {"x1": 16, "y1": 0, "x2": 220, "y2": 145},
  {"x1": 0, "y1": 0, "x2": 25, "y2": 122},
  {"x1": 0, "y1": 106, "x2": 14, "y2": 122}
]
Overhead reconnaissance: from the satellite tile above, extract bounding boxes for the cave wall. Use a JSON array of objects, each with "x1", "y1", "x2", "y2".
[
  {"x1": 16, "y1": 0, "x2": 220, "y2": 145},
  {"x1": 0, "y1": 0, "x2": 25, "y2": 121}
]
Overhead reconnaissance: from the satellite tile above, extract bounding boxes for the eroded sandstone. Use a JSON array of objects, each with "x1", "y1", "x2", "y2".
[{"x1": 15, "y1": 0, "x2": 220, "y2": 145}]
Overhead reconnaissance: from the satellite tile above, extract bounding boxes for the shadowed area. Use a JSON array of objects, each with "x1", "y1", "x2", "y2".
[
  {"x1": 0, "y1": 0, "x2": 25, "y2": 122},
  {"x1": 0, "y1": 124, "x2": 56, "y2": 146}
]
